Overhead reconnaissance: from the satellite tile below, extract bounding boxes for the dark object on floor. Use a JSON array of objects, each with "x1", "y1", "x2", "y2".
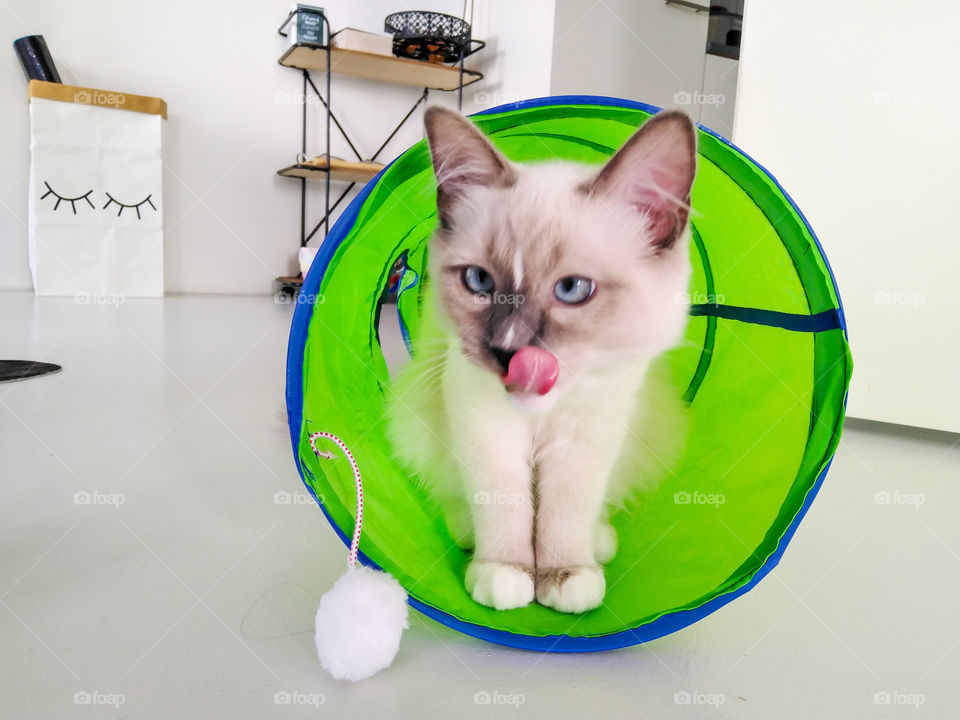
[
  {"x1": 384, "y1": 11, "x2": 471, "y2": 63},
  {"x1": 13, "y1": 35, "x2": 62, "y2": 83},
  {"x1": 275, "y1": 275, "x2": 304, "y2": 303},
  {"x1": 0, "y1": 360, "x2": 62, "y2": 383}
]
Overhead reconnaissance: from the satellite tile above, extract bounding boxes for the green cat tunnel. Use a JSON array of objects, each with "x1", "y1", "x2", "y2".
[{"x1": 286, "y1": 96, "x2": 852, "y2": 652}]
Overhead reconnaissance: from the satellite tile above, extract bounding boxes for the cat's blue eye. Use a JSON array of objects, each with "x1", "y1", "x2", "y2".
[
  {"x1": 554, "y1": 276, "x2": 596, "y2": 305},
  {"x1": 462, "y1": 266, "x2": 495, "y2": 294}
]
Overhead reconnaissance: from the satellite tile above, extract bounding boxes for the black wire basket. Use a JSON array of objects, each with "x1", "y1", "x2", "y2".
[{"x1": 384, "y1": 11, "x2": 478, "y2": 63}]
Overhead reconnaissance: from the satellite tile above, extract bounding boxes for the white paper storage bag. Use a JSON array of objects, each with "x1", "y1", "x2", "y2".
[{"x1": 28, "y1": 84, "x2": 165, "y2": 297}]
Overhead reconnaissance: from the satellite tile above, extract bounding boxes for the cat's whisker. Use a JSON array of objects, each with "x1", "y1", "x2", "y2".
[{"x1": 392, "y1": 359, "x2": 449, "y2": 397}]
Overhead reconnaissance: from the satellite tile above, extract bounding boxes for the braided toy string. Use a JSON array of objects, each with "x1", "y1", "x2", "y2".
[{"x1": 309, "y1": 432, "x2": 363, "y2": 568}]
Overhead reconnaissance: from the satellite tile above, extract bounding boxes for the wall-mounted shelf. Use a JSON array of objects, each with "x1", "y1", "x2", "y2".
[
  {"x1": 278, "y1": 157, "x2": 385, "y2": 183},
  {"x1": 279, "y1": 45, "x2": 482, "y2": 91},
  {"x1": 274, "y1": 7, "x2": 484, "y2": 295}
]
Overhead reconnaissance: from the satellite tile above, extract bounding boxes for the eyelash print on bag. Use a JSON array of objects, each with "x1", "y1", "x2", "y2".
[
  {"x1": 41, "y1": 181, "x2": 158, "y2": 220},
  {"x1": 41, "y1": 181, "x2": 95, "y2": 214},
  {"x1": 102, "y1": 193, "x2": 157, "y2": 219}
]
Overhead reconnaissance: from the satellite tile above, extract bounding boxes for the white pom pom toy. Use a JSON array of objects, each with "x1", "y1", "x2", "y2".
[
  {"x1": 315, "y1": 565, "x2": 409, "y2": 681},
  {"x1": 309, "y1": 432, "x2": 409, "y2": 682}
]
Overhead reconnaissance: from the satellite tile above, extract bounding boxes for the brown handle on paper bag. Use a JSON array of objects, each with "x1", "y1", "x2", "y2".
[{"x1": 27, "y1": 79, "x2": 167, "y2": 118}]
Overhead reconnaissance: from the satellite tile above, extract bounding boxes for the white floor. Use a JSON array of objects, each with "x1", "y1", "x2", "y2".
[{"x1": 1, "y1": 291, "x2": 957, "y2": 719}]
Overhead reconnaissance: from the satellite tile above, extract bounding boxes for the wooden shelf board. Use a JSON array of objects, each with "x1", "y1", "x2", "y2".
[
  {"x1": 277, "y1": 157, "x2": 385, "y2": 183},
  {"x1": 279, "y1": 44, "x2": 482, "y2": 91}
]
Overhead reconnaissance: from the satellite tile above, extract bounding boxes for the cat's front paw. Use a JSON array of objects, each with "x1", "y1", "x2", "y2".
[
  {"x1": 535, "y1": 564, "x2": 605, "y2": 613},
  {"x1": 465, "y1": 560, "x2": 535, "y2": 610}
]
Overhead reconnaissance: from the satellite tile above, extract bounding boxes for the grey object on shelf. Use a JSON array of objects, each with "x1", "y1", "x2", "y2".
[{"x1": 290, "y1": 4, "x2": 327, "y2": 46}]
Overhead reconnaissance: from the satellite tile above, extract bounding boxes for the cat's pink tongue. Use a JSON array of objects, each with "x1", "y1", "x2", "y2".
[{"x1": 502, "y1": 346, "x2": 559, "y2": 396}]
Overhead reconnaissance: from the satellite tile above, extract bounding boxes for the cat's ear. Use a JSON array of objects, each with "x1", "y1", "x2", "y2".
[
  {"x1": 586, "y1": 110, "x2": 697, "y2": 250},
  {"x1": 424, "y1": 106, "x2": 516, "y2": 222}
]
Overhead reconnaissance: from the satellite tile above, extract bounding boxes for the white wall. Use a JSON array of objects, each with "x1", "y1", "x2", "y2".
[
  {"x1": 699, "y1": 53, "x2": 738, "y2": 138},
  {"x1": 549, "y1": 1, "x2": 739, "y2": 137},
  {"x1": 549, "y1": 0, "x2": 708, "y2": 112},
  {"x1": 0, "y1": 0, "x2": 554, "y2": 294},
  {"x1": 735, "y1": 1, "x2": 960, "y2": 433}
]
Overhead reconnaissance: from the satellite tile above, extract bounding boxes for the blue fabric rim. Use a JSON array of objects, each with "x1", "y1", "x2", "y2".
[
  {"x1": 690, "y1": 304, "x2": 843, "y2": 333},
  {"x1": 284, "y1": 94, "x2": 849, "y2": 652}
]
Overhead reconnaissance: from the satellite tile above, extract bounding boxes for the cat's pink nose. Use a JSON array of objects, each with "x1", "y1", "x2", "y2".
[{"x1": 502, "y1": 346, "x2": 559, "y2": 395}]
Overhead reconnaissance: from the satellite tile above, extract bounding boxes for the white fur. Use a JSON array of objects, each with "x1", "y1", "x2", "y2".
[
  {"x1": 388, "y1": 107, "x2": 696, "y2": 615},
  {"x1": 441, "y1": 337, "x2": 650, "y2": 612},
  {"x1": 465, "y1": 561, "x2": 535, "y2": 610},
  {"x1": 593, "y1": 519, "x2": 618, "y2": 564},
  {"x1": 315, "y1": 566, "x2": 409, "y2": 682},
  {"x1": 535, "y1": 565, "x2": 606, "y2": 614},
  {"x1": 512, "y1": 247, "x2": 524, "y2": 287}
]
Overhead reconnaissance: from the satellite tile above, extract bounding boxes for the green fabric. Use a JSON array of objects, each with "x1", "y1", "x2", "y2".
[{"x1": 296, "y1": 103, "x2": 852, "y2": 639}]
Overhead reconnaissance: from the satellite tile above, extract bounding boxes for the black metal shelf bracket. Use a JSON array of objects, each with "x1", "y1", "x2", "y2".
[{"x1": 279, "y1": 8, "x2": 477, "y2": 250}]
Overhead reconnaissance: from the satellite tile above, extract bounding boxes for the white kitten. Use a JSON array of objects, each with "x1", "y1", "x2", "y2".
[{"x1": 388, "y1": 106, "x2": 696, "y2": 613}]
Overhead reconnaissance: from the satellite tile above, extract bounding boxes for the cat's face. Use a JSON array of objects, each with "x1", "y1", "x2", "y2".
[{"x1": 423, "y1": 107, "x2": 697, "y2": 408}]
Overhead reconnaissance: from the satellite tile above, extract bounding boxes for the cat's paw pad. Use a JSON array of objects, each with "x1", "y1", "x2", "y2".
[
  {"x1": 535, "y1": 564, "x2": 605, "y2": 613},
  {"x1": 593, "y1": 521, "x2": 617, "y2": 564},
  {"x1": 465, "y1": 561, "x2": 535, "y2": 610}
]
